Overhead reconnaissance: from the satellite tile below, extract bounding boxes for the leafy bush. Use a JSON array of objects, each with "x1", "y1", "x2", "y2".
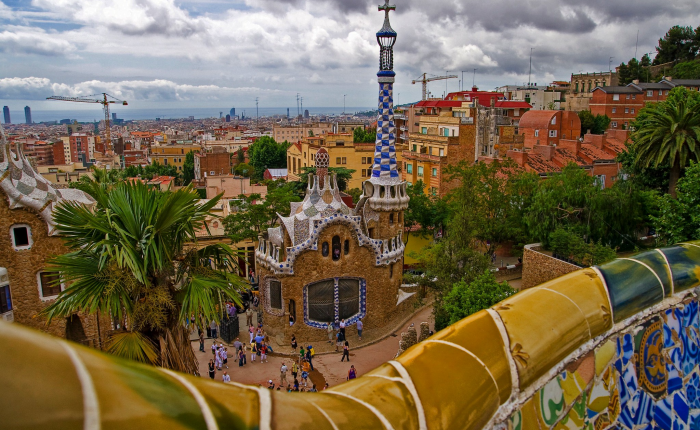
[
  {"x1": 441, "y1": 271, "x2": 517, "y2": 328},
  {"x1": 548, "y1": 228, "x2": 617, "y2": 266}
]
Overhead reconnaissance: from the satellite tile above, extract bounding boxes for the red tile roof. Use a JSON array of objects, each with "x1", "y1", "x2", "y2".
[
  {"x1": 495, "y1": 101, "x2": 532, "y2": 109},
  {"x1": 518, "y1": 110, "x2": 558, "y2": 130},
  {"x1": 414, "y1": 100, "x2": 463, "y2": 108},
  {"x1": 554, "y1": 148, "x2": 588, "y2": 167},
  {"x1": 526, "y1": 153, "x2": 560, "y2": 174},
  {"x1": 578, "y1": 144, "x2": 617, "y2": 162}
]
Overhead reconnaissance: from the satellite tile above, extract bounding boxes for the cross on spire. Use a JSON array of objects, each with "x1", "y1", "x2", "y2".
[{"x1": 378, "y1": 0, "x2": 396, "y2": 20}]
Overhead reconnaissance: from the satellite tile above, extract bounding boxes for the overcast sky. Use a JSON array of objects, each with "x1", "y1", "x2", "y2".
[{"x1": 1, "y1": 0, "x2": 698, "y2": 112}]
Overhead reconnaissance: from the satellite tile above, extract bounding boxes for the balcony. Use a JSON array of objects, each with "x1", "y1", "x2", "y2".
[
  {"x1": 402, "y1": 150, "x2": 446, "y2": 163},
  {"x1": 400, "y1": 125, "x2": 409, "y2": 132},
  {"x1": 394, "y1": 114, "x2": 406, "y2": 120},
  {"x1": 408, "y1": 132, "x2": 459, "y2": 145}
]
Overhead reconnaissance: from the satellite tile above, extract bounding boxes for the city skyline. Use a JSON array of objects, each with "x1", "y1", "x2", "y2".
[{"x1": 0, "y1": 0, "x2": 698, "y2": 110}]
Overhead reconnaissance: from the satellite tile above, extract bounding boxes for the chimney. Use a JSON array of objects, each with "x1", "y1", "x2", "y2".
[
  {"x1": 490, "y1": 97, "x2": 496, "y2": 108},
  {"x1": 507, "y1": 149, "x2": 528, "y2": 166},
  {"x1": 632, "y1": 79, "x2": 640, "y2": 85},
  {"x1": 533, "y1": 145, "x2": 555, "y2": 161}
]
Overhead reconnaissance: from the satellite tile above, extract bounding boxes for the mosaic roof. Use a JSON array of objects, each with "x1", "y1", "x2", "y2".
[{"x1": 0, "y1": 125, "x2": 95, "y2": 235}]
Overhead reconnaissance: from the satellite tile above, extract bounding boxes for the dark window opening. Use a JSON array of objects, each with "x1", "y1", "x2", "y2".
[
  {"x1": 308, "y1": 280, "x2": 335, "y2": 323},
  {"x1": 389, "y1": 213, "x2": 394, "y2": 225},
  {"x1": 332, "y1": 236, "x2": 341, "y2": 260},
  {"x1": 12, "y1": 227, "x2": 29, "y2": 247},
  {"x1": 368, "y1": 228, "x2": 375, "y2": 239},
  {"x1": 390, "y1": 263, "x2": 394, "y2": 278},
  {"x1": 39, "y1": 272, "x2": 62, "y2": 298},
  {"x1": 0, "y1": 285, "x2": 12, "y2": 313},
  {"x1": 322, "y1": 242, "x2": 329, "y2": 257},
  {"x1": 338, "y1": 279, "x2": 360, "y2": 320},
  {"x1": 344, "y1": 239, "x2": 350, "y2": 255},
  {"x1": 289, "y1": 299, "x2": 296, "y2": 325},
  {"x1": 269, "y1": 280, "x2": 282, "y2": 310}
]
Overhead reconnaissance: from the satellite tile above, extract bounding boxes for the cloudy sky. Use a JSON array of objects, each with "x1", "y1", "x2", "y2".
[{"x1": 0, "y1": 0, "x2": 698, "y2": 113}]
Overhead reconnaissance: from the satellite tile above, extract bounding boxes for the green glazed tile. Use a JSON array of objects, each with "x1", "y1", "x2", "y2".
[
  {"x1": 597, "y1": 259, "x2": 664, "y2": 323},
  {"x1": 659, "y1": 244, "x2": 700, "y2": 292},
  {"x1": 629, "y1": 250, "x2": 673, "y2": 296}
]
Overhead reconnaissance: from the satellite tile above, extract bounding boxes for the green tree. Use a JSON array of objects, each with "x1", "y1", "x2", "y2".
[
  {"x1": 182, "y1": 151, "x2": 195, "y2": 185},
  {"x1": 654, "y1": 25, "x2": 699, "y2": 65},
  {"x1": 40, "y1": 182, "x2": 245, "y2": 374},
  {"x1": 353, "y1": 127, "x2": 377, "y2": 143},
  {"x1": 404, "y1": 180, "x2": 448, "y2": 245},
  {"x1": 236, "y1": 147, "x2": 245, "y2": 165},
  {"x1": 653, "y1": 161, "x2": 700, "y2": 244},
  {"x1": 630, "y1": 86, "x2": 700, "y2": 197},
  {"x1": 346, "y1": 187, "x2": 362, "y2": 204},
  {"x1": 248, "y1": 136, "x2": 289, "y2": 180},
  {"x1": 223, "y1": 182, "x2": 301, "y2": 243},
  {"x1": 669, "y1": 60, "x2": 700, "y2": 80},
  {"x1": 69, "y1": 167, "x2": 121, "y2": 197},
  {"x1": 578, "y1": 111, "x2": 610, "y2": 135},
  {"x1": 234, "y1": 162, "x2": 253, "y2": 177},
  {"x1": 617, "y1": 147, "x2": 670, "y2": 192},
  {"x1": 548, "y1": 228, "x2": 617, "y2": 266},
  {"x1": 442, "y1": 271, "x2": 517, "y2": 326}
]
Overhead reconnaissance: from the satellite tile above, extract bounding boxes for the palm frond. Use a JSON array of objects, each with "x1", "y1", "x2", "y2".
[{"x1": 107, "y1": 331, "x2": 158, "y2": 364}]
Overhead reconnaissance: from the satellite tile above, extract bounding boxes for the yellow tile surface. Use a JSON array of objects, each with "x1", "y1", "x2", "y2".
[
  {"x1": 397, "y1": 339, "x2": 501, "y2": 430},
  {"x1": 430, "y1": 310, "x2": 513, "y2": 403},
  {"x1": 595, "y1": 340, "x2": 616, "y2": 376},
  {"x1": 494, "y1": 286, "x2": 593, "y2": 388}
]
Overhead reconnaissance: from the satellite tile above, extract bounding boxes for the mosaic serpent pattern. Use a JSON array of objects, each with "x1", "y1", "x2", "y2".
[{"x1": 2, "y1": 242, "x2": 700, "y2": 429}]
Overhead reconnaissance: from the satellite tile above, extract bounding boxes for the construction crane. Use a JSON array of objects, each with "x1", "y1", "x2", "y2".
[
  {"x1": 47, "y1": 93, "x2": 128, "y2": 152},
  {"x1": 412, "y1": 73, "x2": 458, "y2": 101}
]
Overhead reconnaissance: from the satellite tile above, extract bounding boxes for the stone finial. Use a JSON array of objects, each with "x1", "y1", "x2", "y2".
[{"x1": 315, "y1": 147, "x2": 329, "y2": 188}]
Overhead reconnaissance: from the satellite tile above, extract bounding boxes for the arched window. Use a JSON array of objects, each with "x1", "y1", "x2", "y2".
[
  {"x1": 322, "y1": 242, "x2": 329, "y2": 257},
  {"x1": 344, "y1": 239, "x2": 350, "y2": 255},
  {"x1": 306, "y1": 278, "x2": 363, "y2": 325},
  {"x1": 269, "y1": 279, "x2": 282, "y2": 310},
  {"x1": 332, "y1": 236, "x2": 341, "y2": 260}
]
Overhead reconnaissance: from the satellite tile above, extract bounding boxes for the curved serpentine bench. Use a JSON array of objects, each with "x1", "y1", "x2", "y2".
[{"x1": 2, "y1": 242, "x2": 700, "y2": 429}]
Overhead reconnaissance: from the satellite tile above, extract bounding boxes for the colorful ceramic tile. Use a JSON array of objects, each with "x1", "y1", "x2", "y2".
[
  {"x1": 631, "y1": 390, "x2": 654, "y2": 426},
  {"x1": 631, "y1": 249, "x2": 674, "y2": 295},
  {"x1": 682, "y1": 301, "x2": 698, "y2": 330},
  {"x1": 517, "y1": 396, "x2": 546, "y2": 430},
  {"x1": 620, "y1": 333, "x2": 634, "y2": 367},
  {"x1": 560, "y1": 357, "x2": 592, "y2": 405},
  {"x1": 588, "y1": 367, "x2": 612, "y2": 416},
  {"x1": 689, "y1": 411, "x2": 700, "y2": 430},
  {"x1": 636, "y1": 318, "x2": 668, "y2": 399},
  {"x1": 664, "y1": 307, "x2": 683, "y2": 348},
  {"x1": 596, "y1": 340, "x2": 617, "y2": 377},
  {"x1": 593, "y1": 413, "x2": 611, "y2": 430},
  {"x1": 535, "y1": 377, "x2": 566, "y2": 427},
  {"x1": 597, "y1": 259, "x2": 665, "y2": 323},
  {"x1": 553, "y1": 392, "x2": 587, "y2": 430},
  {"x1": 688, "y1": 372, "x2": 700, "y2": 409},
  {"x1": 607, "y1": 381, "x2": 621, "y2": 423},
  {"x1": 655, "y1": 396, "x2": 674, "y2": 430},
  {"x1": 675, "y1": 391, "x2": 690, "y2": 424},
  {"x1": 667, "y1": 360, "x2": 683, "y2": 395},
  {"x1": 509, "y1": 410, "x2": 522, "y2": 430},
  {"x1": 658, "y1": 244, "x2": 700, "y2": 292},
  {"x1": 682, "y1": 330, "x2": 700, "y2": 376}
]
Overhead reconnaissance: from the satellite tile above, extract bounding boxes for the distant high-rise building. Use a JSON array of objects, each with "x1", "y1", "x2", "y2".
[
  {"x1": 304, "y1": 109, "x2": 310, "y2": 119},
  {"x1": 287, "y1": 108, "x2": 290, "y2": 118},
  {"x1": 24, "y1": 106, "x2": 31, "y2": 124},
  {"x1": 112, "y1": 113, "x2": 117, "y2": 121},
  {"x1": 225, "y1": 115, "x2": 231, "y2": 122},
  {"x1": 230, "y1": 108, "x2": 235, "y2": 117},
  {"x1": 3, "y1": 106, "x2": 10, "y2": 124}
]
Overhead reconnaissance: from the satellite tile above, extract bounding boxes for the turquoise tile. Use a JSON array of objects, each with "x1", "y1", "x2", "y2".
[
  {"x1": 628, "y1": 250, "x2": 673, "y2": 296},
  {"x1": 658, "y1": 244, "x2": 700, "y2": 292},
  {"x1": 597, "y1": 259, "x2": 664, "y2": 323}
]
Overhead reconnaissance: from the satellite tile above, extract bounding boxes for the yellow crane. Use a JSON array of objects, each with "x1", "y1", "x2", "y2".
[
  {"x1": 412, "y1": 73, "x2": 458, "y2": 101},
  {"x1": 47, "y1": 93, "x2": 128, "y2": 152}
]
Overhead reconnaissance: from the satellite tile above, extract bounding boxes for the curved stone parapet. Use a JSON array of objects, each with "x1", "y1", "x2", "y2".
[{"x1": 2, "y1": 242, "x2": 700, "y2": 429}]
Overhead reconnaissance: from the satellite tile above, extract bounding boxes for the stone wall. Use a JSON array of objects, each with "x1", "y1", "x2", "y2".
[
  {"x1": 259, "y1": 222, "x2": 415, "y2": 343},
  {"x1": 0, "y1": 195, "x2": 110, "y2": 346},
  {"x1": 521, "y1": 243, "x2": 579, "y2": 289}
]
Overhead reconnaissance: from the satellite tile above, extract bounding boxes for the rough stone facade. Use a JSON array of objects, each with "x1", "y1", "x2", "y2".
[
  {"x1": 521, "y1": 243, "x2": 580, "y2": 289},
  {"x1": 0, "y1": 195, "x2": 110, "y2": 345}
]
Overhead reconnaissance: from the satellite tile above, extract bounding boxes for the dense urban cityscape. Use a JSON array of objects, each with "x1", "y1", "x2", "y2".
[{"x1": 2, "y1": 0, "x2": 700, "y2": 429}]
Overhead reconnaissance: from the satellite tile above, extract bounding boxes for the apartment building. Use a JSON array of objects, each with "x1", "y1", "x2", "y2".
[
  {"x1": 273, "y1": 123, "x2": 333, "y2": 143},
  {"x1": 496, "y1": 85, "x2": 563, "y2": 111},
  {"x1": 150, "y1": 143, "x2": 201, "y2": 171},
  {"x1": 194, "y1": 148, "x2": 232, "y2": 181},
  {"x1": 564, "y1": 71, "x2": 618, "y2": 112},
  {"x1": 518, "y1": 110, "x2": 581, "y2": 149}
]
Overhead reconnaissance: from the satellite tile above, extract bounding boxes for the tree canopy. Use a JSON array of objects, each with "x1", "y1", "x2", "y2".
[
  {"x1": 578, "y1": 111, "x2": 611, "y2": 135},
  {"x1": 353, "y1": 127, "x2": 377, "y2": 143},
  {"x1": 182, "y1": 151, "x2": 195, "y2": 185},
  {"x1": 442, "y1": 271, "x2": 517, "y2": 327},
  {"x1": 248, "y1": 136, "x2": 289, "y2": 180},
  {"x1": 653, "y1": 25, "x2": 700, "y2": 65},
  {"x1": 653, "y1": 161, "x2": 700, "y2": 244}
]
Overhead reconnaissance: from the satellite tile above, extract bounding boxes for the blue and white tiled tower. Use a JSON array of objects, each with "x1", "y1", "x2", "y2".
[{"x1": 361, "y1": 0, "x2": 409, "y2": 212}]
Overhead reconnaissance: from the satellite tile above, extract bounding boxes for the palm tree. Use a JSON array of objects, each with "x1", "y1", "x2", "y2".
[
  {"x1": 632, "y1": 87, "x2": 700, "y2": 197},
  {"x1": 41, "y1": 181, "x2": 245, "y2": 375}
]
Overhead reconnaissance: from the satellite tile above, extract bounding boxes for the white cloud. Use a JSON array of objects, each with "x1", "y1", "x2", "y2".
[
  {"x1": 0, "y1": 77, "x2": 280, "y2": 101},
  {"x1": 0, "y1": 28, "x2": 76, "y2": 56}
]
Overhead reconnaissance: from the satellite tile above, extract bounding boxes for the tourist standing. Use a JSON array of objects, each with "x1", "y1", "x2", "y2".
[
  {"x1": 341, "y1": 340, "x2": 350, "y2": 362},
  {"x1": 246, "y1": 307, "x2": 253, "y2": 327},
  {"x1": 280, "y1": 362, "x2": 288, "y2": 388},
  {"x1": 251, "y1": 342, "x2": 258, "y2": 363},
  {"x1": 261, "y1": 343, "x2": 268, "y2": 363},
  {"x1": 238, "y1": 348, "x2": 244, "y2": 367},
  {"x1": 215, "y1": 347, "x2": 223, "y2": 370},
  {"x1": 339, "y1": 319, "x2": 346, "y2": 340},
  {"x1": 327, "y1": 322, "x2": 334, "y2": 344},
  {"x1": 210, "y1": 320, "x2": 218, "y2": 339},
  {"x1": 301, "y1": 359, "x2": 310, "y2": 387},
  {"x1": 208, "y1": 359, "x2": 216, "y2": 379},
  {"x1": 347, "y1": 365, "x2": 357, "y2": 381},
  {"x1": 291, "y1": 334, "x2": 297, "y2": 350},
  {"x1": 249, "y1": 325, "x2": 254, "y2": 343},
  {"x1": 356, "y1": 318, "x2": 363, "y2": 340},
  {"x1": 222, "y1": 371, "x2": 230, "y2": 383},
  {"x1": 291, "y1": 361, "x2": 298, "y2": 381},
  {"x1": 199, "y1": 332, "x2": 205, "y2": 352},
  {"x1": 222, "y1": 348, "x2": 229, "y2": 369},
  {"x1": 306, "y1": 345, "x2": 314, "y2": 371}
]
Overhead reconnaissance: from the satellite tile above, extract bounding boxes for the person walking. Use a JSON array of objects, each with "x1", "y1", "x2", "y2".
[
  {"x1": 211, "y1": 342, "x2": 217, "y2": 357},
  {"x1": 299, "y1": 346, "x2": 305, "y2": 362},
  {"x1": 327, "y1": 322, "x2": 334, "y2": 344},
  {"x1": 356, "y1": 318, "x2": 363, "y2": 341},
  {"x1": 246, "y1": 307, "x2": 253, "y2": 327},
  {"x1": 341, "y1": 340, "x2": 350, "y2": 362},
  {"x1": 210, "y1": 320, "x2": 218, "y2": 339},
  {"x1": 301, "y1": 360, "x2": 310, "y2": 387},
  {"x1": 291, "y1": 334, "x2": 297, "y2": 350},
  {"x1": 222, "y1": 348, "x2": 229, "y2": 369},
  {"x1": 199, "y1": 332, "x2": 205, "y2": 352},
  {"x1": 306, "y1": 345, "x2": 314, "y2": 371},
  {"x1": 222, "y1": 371, "x2": 230, "y2": 383},
  {"x1": 249, "y1": 325, "x2": 254, "y2": 344},
  {"x1": 261, "y1": 343, "x2": 268, "y2": 363},
  {"x1": 280, "y1": 362, "x2": 289, "y2": 388},
  {"x1": 208, "y1": 359, "x2": 216, "y2": 380},
  {"x1": 291, "y1": 361, "x2": 298, "y2": 382},
  {"x1": 238, "y1": 348, "x2": 244, "y2": 367},
  {"x1": 215, "y1": 347, "x2": 223, "y2": 370},
  {"x1": 339, "y1": 319, "x2": 346, "y2": 340},
  {"x1": 347, "y1": 365, "x2": 357, "y2": 381},
  {"x1": 335, "y1": 331, "x2": 342, "y2": 352},
  {"x1": 251, "y1": 342, "x2": 258, "y2": 363}
]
